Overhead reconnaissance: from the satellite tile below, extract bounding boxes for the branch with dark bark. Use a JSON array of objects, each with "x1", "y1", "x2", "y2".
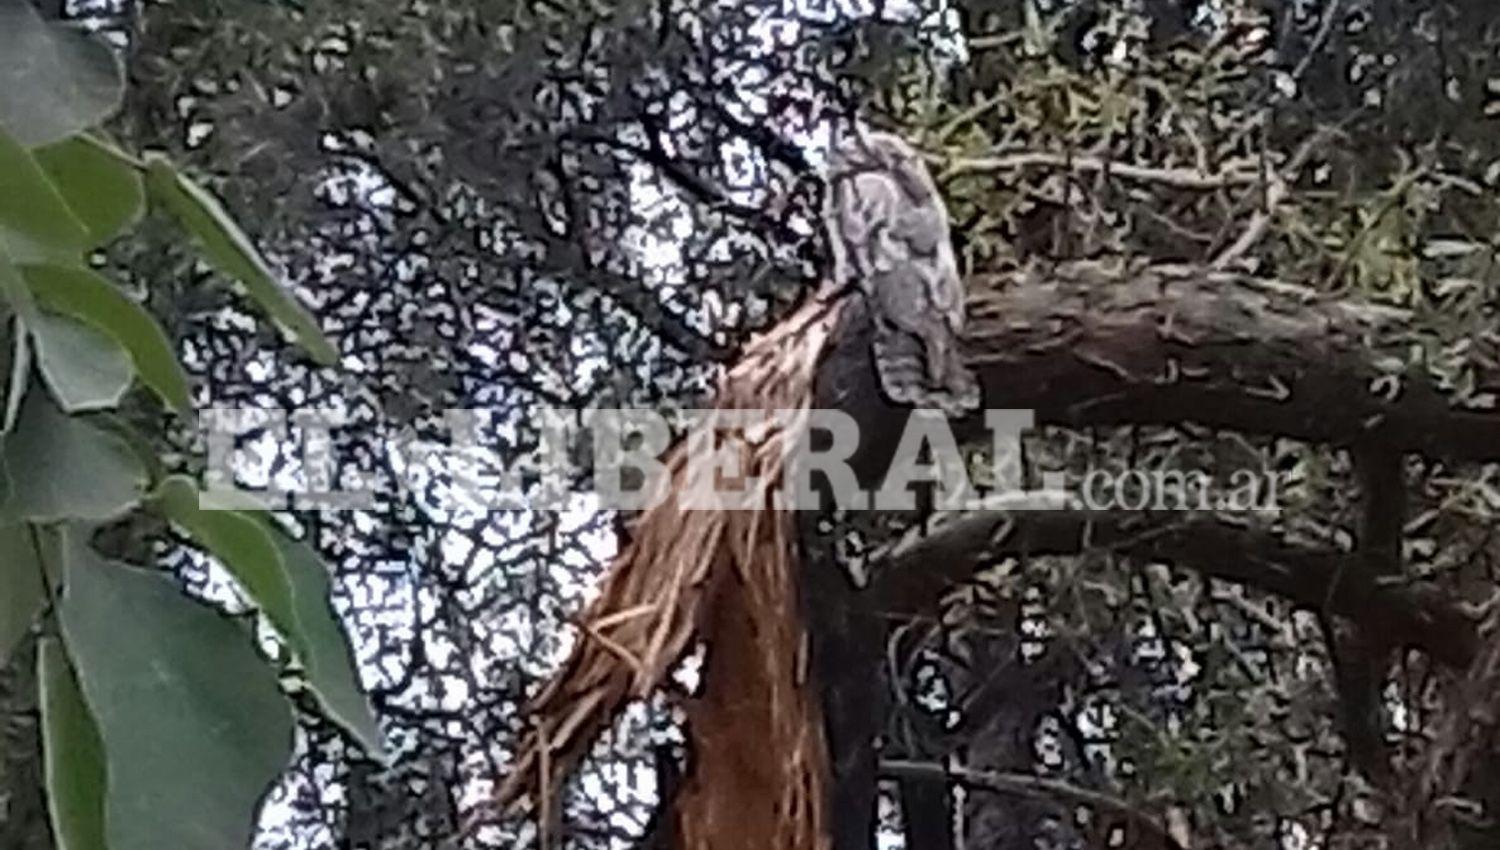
[
  {"x1": 798, "y1": 259, "x2": 1494, "y2": 848},
  {"x1": 1326, "y1": 441, "x2": 1408, "y2": 786},
  {"x1": 813, "y1": 262, "x2": 1487, "y2": 670},
  {"x1": 823, "y1": 260, "x2": 1500, "y2": 465},
  {"x1": 957, "y1": 263, "x2": 1497, "y2": 459},
  {"x1": 865, "y1": 508, "x2": 1476, "y2": 669},
  {"x1": 881, "y1": 760, "x2": 1193, "y2": 850}
]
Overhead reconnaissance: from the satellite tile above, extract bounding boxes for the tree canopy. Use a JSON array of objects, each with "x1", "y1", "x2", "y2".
[{"x1": 7, "y1": 1, "x2": 1500, "y2": 849}]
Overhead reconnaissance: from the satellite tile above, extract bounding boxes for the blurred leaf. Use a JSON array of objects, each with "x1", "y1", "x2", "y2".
[
  {"x1": 144, "y1": 156, "x2": 337, "y2": 366},
  {"x1": 0, "y1": 254, "x2": 34, "y2": 433},
  {"x1": 0, "y1": 0, "x2": 124, "y2": 147},
  {"x1": 1423, "y1": 238, "x2": 1484, "y2": 259},
  {"x1": 57, "y1": 531, "x2": 294, "y2": 850},
  {"x1": 153, "y1": 475, "x2": 304, "y2": 656},
  {"x1": 4, "y1": 319, "x2": 27, "y2": 432},
  {"x1": 23, "y1": 264, "x2": 190, "y2": 411},
  {"x1": 0, "y1": 522, "x2": 43, "y2": 666},
  {"x1": 272, "y1": 526, "x2": 386, "y2": 759},
  {"x1": 30, "y1": 310, "x2": 133, "y2": 413},
  {"x1": 1, "y1": 388, "x2": 146, "y2": 522},
  {"x1": 38, "y1": 636, "x2": 108, "y2": 850},
  {"x1": 33, "y1": 137, "x2": 144, "y2": 248},
  {"x1": 0, "y1": 129, "x2": 88, "y2": 263}
]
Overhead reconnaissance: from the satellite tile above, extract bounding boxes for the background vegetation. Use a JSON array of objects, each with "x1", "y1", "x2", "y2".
[{"x1": 7, "y1": 0, "x2": 1500, "y2": 849}]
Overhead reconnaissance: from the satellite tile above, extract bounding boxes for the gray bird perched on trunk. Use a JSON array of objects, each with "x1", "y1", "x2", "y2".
[{"x1": 823, "y1": 127, "x2": 979, "y2": 415}]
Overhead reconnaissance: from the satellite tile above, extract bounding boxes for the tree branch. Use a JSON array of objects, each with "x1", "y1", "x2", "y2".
[
  {"x1": 940, "y1": 152, "x2": 1260, "y2": 190},
  {"x1": 865, "y1": 508, "x2": 1477, "y2": 668},
  {"x1": 881, "y1": 759, "x2": 1192, "y2": 850},
  {"x1": 944, "y1": 262, "x2": 1497, "y2": 462}
]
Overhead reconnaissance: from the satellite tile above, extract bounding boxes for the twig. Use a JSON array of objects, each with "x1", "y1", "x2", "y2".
[
  {"x1": 1210, "y1": 127, "x2": 1336, "y2": 270},
  {"x1": 940, "y1": 151, "x2": 1259, "y2": 190},
  {"x1": 1210, "y1": 174, "x2": 1287, "y2": 270},
  {"x1": 969, "y1": 32, "x2": 1023, "y2": 51},
  {"x1": 1288, "y1": 0, "x2": 1343, "y2": 91},
  {"x1": 881, "y1": 759, "x2": 1194, "y2": 850},
  {"x1": 934, "y1": 92, "x2": 1008, "y2": 144},
  {"x1": 1326, "y1": 166, "x2": 1428, "y2": 289}
]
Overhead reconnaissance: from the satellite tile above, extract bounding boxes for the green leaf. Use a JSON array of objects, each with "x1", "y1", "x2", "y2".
[
  {"x1": 1, "y1": 388, "x2": 147, "y2": 522},
  {"x1": 153, "y1": 475, "x2": 304, "y2": 656},
  {"x1": 0, "y1": 0, "x2": 124, "y2": 147},
  {"x1": 0, "y1": 252, "x2": 36, "y2": 433},
  {"x1": 4, "y1": 316, "x2": 29, "y2": 432},
  {"x1": 272, "y1": 527, "x2": 386, "y2": 759},
  {"x1": 0, "y1": 522, "x2": 43, "y2": 666},
  {"x1": 38, "y1": 636, "x2": 108, "y2": 850},
  {"x1": 33, "y1": 136, "x2": 144, "y2": 248},
  {"x1": 57, "y1": 532, "x2": 294, "y2": 850},
  {"x1": 144, "y1": 156, "x2": 338, "y2": 366},
  {"x1": 0, "y1": 246, "x2": 37, "y2": 320},
  {"x1": 0, "y1": 129, "x2": 89, "y2": 263},
  {"x1": 23, "y1": 264, "x2": 190, "y2": 411},
  {"x1": 30, "y1": 310, "x2": 134, "y2": 413}
]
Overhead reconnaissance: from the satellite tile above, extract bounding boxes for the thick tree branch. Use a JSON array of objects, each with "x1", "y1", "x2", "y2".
[
  {"x1": 816, "y1": 262, "x2": 1500, "y2": 505},
  {"x1": 890, "y1": 261, "x2": 1495, "y2": 462},
  {"x1": 864, "y1": 508, "x2": 1477, "y2": 669},
  {"x1": 801, "y1": 259, "x2": 1492, "y2": 848}
]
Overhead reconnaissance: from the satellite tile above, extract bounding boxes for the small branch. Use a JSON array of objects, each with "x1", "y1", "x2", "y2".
[
  {"x1": 1209, "y1": 172, "x2": 1287, "y2": 270},
  {"x1": 933, "y1": 92, "x2": 1008, "y2": 144},
  {"x1": 881, "y1": 759, "x2": 1191, "y2": 850},
  {"x1": 1326, "y1": 167, "x2": 1428, "y2": 289},
  {"x1": 1210, "y1": 128, "x2": 1336, "y2": 269},
  {"x1": 968, "y1": 32, "x2": 1024, "y2": 51},
  {"x1": 940, "y1": 152, "x2": 1259, "y2": 190},
  {"x1": 1287, "y1": 0, "x2": 1343, "y2": 90}
]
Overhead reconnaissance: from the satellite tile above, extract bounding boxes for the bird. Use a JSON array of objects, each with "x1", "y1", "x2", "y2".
[{"x1": 823, "y1": 127, "x2": 978, "y2": 414}]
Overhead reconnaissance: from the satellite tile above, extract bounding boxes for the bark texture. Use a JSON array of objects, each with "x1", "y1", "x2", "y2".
[{"x1": 799, "y1": 261, "x2": 1493, "y2": 847}]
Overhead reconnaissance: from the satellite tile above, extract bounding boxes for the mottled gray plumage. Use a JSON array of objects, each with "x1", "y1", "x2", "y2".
[{"x1": 824, "y1": 129, "x2": 978, "y2": 413}]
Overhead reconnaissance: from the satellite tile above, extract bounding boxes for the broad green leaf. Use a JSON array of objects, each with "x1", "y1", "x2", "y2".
[
  {"x1": 0, "y1": 0, "x2": 124, "y2": 147},
  {"x1": 34, "y1": 137, "x2": 144, "y2": 247},
  {"x1": 272, "y1": 527, "x2": 385, "y2": 759},
  {"x1": 0, "y1": 522, "x2": 43, "y2": 665},
  {"x1": 154, "y1": 475, "x2": 304, "y2": 656},
  {"x1": 57, "y1": 532, "x2": 294, "y2": 850},
  {"x1": 23, "y1": 264, "x2": 190, "y2": 410},
  {"x1": 0, "y1": 130, "x2": 88, "y2": 263},
  {"x1": 1, "y1": 388, "x2": 147, "y2": 521},
  {"x1": 38, "y1": 636, "x2": 108, "y2": 850},
  {"x1": 144, "y1": 156, "x2": 338, "y2": 366},
  {"x1": 30, "y1": 310, "x2": 134, "y2": 413}
]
